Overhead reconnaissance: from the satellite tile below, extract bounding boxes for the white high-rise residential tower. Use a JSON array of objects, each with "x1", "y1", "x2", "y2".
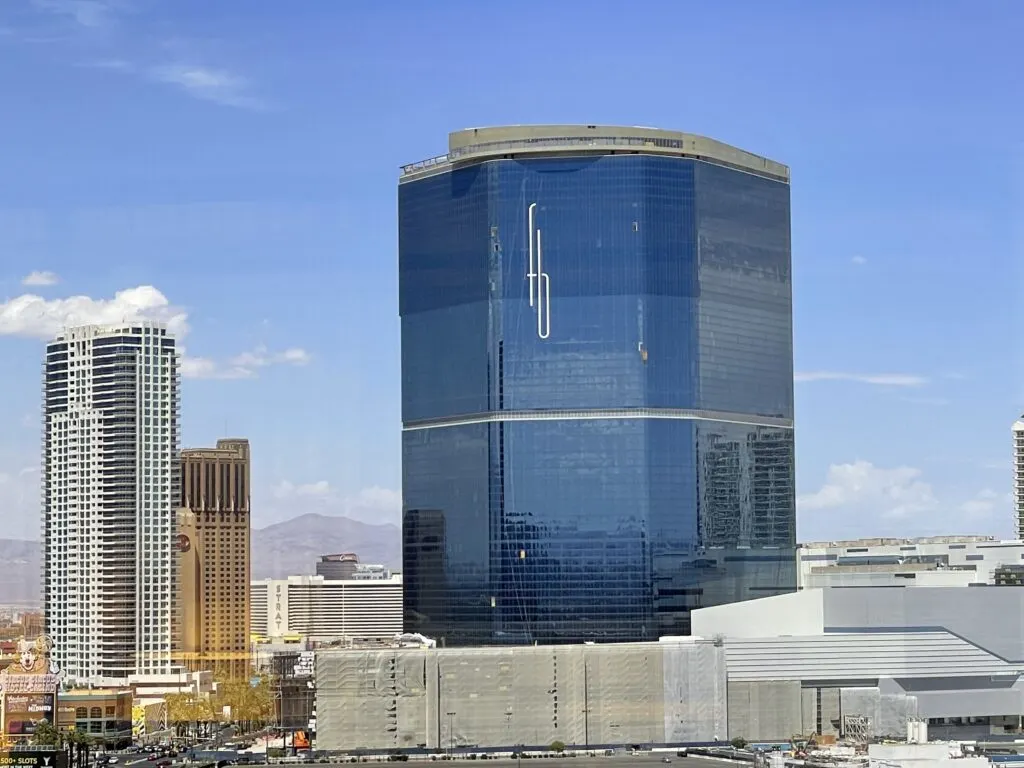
[
  {"x1": 1015, "y1": 416, "x2": 1024, "y2": 539},
  {"x1": 42, "y1": 322, "x2": 180, "y2": 682}
]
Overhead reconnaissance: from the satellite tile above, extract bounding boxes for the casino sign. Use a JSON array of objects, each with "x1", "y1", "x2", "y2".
[
  {"x1": 0, "y1": 750, "x2": 68, "y2": 768},
  {"x1": 0, "y1": 636, "x2": 65, "y2": 744}
]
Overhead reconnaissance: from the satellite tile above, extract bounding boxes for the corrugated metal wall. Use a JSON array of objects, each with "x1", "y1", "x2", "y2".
[
  {"x1": 727, "y1": 681, "x2": 802, "y2": 741},
  {"x1": 722, "y1": 632, "x2": 1009, "y2": 681},
  {"x1": 315, "y1": 642, "x2": 726, "y2": 751},
  {"x1": 840, "y1": 687, "x2": 918, "y2": 739},
  {"x1": 314, "y1": 649, "x2": 430, "y2": 751}
]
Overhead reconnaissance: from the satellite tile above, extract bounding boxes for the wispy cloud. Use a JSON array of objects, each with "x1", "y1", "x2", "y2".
[
  {"x1": 182, "y1": 345, "x2": 311, "y2": 380},
  {"x1": 80, "y1": 59, "x2": 267, "y2": 110},
  {"x1": 959, "y1": 489, "x2": 1008, "y2": 521},
  {"x1": 21, "y1": 270, "x2": 59, "y2": 287},
  {"x1": 795, "y1": 371, "x2": 928, "y2": 386},
  {"x1": 851, "y1": 255, "x2": 867, "y2": 266},
  {"x1": 31, "y1": 0, "x2": 120, "y2": 28},
  {"x1": 81, "y1": 58, "x2": 134, "y2": 71},
  {"x1": 150, "y1": 64, "x2": 267, "y2": 110},
  {"x1": 28, "y1": 0, "x2": 267, "y2": 111}
]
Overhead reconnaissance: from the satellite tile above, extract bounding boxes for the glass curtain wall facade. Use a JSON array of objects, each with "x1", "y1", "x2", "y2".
[{"x1": 400, "y1": 127, "x2": 795, "y2": 646}]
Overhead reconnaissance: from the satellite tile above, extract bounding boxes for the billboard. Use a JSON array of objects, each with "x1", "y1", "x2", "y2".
[
  {"x1": 132, "y1": 705, "x2": 145, "y2": 739},
  {"x1": 0, "y1": 636, "x2": 64, "y2": 740},
  {"x1": 4, "y1": 694, "x2": 55, "y2": 736}
]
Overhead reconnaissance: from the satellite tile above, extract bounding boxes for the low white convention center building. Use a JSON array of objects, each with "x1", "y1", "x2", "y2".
[{"x1": 692, "y1": 586, "x2": 1024, "y2": 742}]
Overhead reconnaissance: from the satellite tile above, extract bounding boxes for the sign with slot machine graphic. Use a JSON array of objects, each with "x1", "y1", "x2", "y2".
[{"x1": 0, "y1": 636, "x2": 64, "y2": 744}]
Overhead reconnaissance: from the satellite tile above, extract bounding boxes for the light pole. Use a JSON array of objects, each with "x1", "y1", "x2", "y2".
[
  {"x1": 582, "y1": 659, "x2": 591, "y2": 751},
  {"x1": 446, "y1": 712, "x2": 456, "y2": 758}
]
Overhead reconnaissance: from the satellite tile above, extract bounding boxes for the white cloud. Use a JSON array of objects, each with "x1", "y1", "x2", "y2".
[
  {"x1": 229, "y1": 345, "x2": 311, "y2": 370},
  {"x1": 851, "y1": 255, "x2": 867, "y2": 266},
  {"x1": 268, "y1": 481, "x2": 401, "y2": 525},
  {"x1": 795, "y1": 371, "x2": 927, "y2": 386},
  {"x1": 799, "y1": 460, "x2": 937, "y2": 519},
  {"x1": 21, "y1": 271, "x2": 59, "y2": 287},
  {"x1": 272, "y1": 480, "x2": 332, "y2": 499},
  {"x1": 85, "y1": 61, "x2": 268, "y2": 110},
  {"x1": 82, "y1": 59, "x2": 134, "y2": 72},
  {"x1": 0, "y1": 284, "x2": 308, "y2": 380},
  {"x1": 150, "y1": 64, "x2": 266, "y2": 110},
  {"x1": 799, "y1": 460, "x2": 1011, "y2": 540},
  {"x1": 959, "y1": 489, "x2": 1009, "y2": 521},
  {"x1": 183, "y1": 344, "x2": 311, "y2": 380},
  {"x1": 0, "y1": 285, "x2": 189, "y2": 339}
]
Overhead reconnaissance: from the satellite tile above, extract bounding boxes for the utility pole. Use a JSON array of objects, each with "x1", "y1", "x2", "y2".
[{"x1": 446, "y1": 712, "x2": 456, "y2": 758}]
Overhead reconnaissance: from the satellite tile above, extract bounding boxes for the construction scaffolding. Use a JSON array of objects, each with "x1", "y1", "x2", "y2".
[{"x1": 315, "y1": 641, "x2": 726, "y2": 752}]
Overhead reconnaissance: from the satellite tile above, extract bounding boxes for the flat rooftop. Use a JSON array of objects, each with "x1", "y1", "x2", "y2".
[
  {"x1": 400, "y1": 124, "x2": 789, "y2": 183},
  {"x1": 800, "y1": 535, "x2": 1001, "y2": 548}
]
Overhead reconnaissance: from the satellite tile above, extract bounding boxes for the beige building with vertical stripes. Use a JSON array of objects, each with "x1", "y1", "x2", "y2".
[{"x1": 175, "y1": 438, "x2": 251, "y2": 680}]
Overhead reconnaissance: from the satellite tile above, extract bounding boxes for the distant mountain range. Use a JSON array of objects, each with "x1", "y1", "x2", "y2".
[
  {"x1": 251, "y1": 513, "x2": 401, "y2": 579},
  {"x1": 0, "y1": 514, "x2": 402, "y2": 605}
]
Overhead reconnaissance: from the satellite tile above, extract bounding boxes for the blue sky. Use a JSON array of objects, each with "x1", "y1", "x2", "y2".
[{"x1": 0, "y1": 0, "x2": 1019, "y2": 541}]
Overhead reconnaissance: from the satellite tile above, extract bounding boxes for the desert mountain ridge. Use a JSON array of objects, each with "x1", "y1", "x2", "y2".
[{"x1": 0, "y1": 513, "x2": 402, "y2": 606}]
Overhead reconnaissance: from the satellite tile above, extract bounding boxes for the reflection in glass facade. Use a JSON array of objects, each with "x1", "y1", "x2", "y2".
[{"x1": 400, "y1": 127, "x2": 796, "y2": 646}]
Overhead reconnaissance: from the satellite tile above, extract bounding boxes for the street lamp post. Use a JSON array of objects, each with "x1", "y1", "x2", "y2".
[
  {"x1": 446, "y1": 712, "x2": 456, "y2": 758},
  {"x1": 582, "y1": 659, "x2": 591, "y2": 751}
]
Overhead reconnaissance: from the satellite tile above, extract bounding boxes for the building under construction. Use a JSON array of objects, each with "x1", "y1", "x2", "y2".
[
  {"x1": 315, "y1": 586, "x2": 1024, "y2": 750},
  {"x1": 271, "y1": 651, "x2": 315, "y2": 735},
  {"x1": 316, "y1": 639, "x2": 726, "y2": 751}
]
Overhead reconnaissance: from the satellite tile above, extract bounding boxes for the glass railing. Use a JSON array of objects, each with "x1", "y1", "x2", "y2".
[
  {"x1": 399, "y1": 153, "x2": 450, "y2": 176},
  {"x1": 448, "y1": 134, "x2": 684, "y2": 161}
]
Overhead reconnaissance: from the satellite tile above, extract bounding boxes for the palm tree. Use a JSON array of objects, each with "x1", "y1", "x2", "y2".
[
  {"x1": 64, "y1": 728, "x2": 92, "y2": 768},
  {"x1": 31, "y1": 719, "x2": 61, "y2": 747}
]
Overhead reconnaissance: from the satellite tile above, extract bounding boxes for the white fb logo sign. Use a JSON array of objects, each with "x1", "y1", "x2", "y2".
[{"x1": 527, "y1": 203, "x2": 551, "y2": 340}]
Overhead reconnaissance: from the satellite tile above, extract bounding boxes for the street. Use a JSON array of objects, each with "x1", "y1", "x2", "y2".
[{"x1": 316, "y1": 757, "x2": 737, "y2": 768}]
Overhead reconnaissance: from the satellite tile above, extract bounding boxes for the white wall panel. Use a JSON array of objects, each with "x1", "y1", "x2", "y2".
[{"x1": 723, "y1": 632, "x2": 1013, "y2": 682}]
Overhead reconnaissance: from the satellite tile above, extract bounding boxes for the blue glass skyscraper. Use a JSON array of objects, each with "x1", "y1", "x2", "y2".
[{"x1": 400, "y1": 126, "x2": 795, "y2": 646}]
